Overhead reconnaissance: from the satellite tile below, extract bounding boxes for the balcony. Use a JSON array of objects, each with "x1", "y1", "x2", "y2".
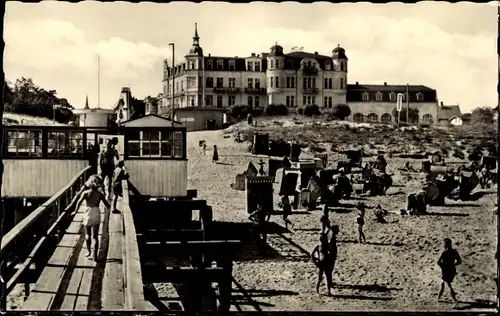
[
  {"x1": 244, "y1": 87, "x2": 267, "y2": 95},
  {"x1": 303, "y1": 66, "x2": 318, "y2": 75},
  {"x1": 303, "y1": 88, "x2": 319, "y2": 94},
  {"x1": 213, "y1": 87, "x2": 240, "y2": 94}
]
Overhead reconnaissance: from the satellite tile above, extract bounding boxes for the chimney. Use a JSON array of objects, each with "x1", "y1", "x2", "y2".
[
  {"x1": 208, "y1": 53, "x2": 211, "y2": 57},
  {"x1": 314, "y1": 51, "x2": 318, "y2": 55},
  {"x1": 384, "y1": 82, "x2": 387, "y2": 86},
  {"x1": 355, "y1": 82, "x2": 359, "y2": 86},
  {"x1": 440, "y1": 101, "x2": 443, "y2": 106},
  {"x1": 251, "y1": 53, "x2": 256, "y2": 57}
]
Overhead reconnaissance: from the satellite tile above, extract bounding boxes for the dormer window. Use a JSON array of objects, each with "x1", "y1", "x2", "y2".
[
  {"x1": 340, "y1": 62, "x2": 345, "y2": 71},
  {"x1": 207, "y1": 60, "x2": 213, "y2": 70},
  {"x1": 254, "y1": 62, "x2": 260, "y2": 71},
  {"x1": 229, "y1": 60, "x2": 235, "y2": 71},
  {"x1": 375, "y1": 92, "x2": 383, "y2": 101},
  {"x1": 416, "y1": 92, "x2": 424, "y2": 102},
  {"x1": 287, "y1": 60, "x2": 294, "y2": 68},
  {"x1": 362, "y1": 92, "x2": 369, "y2": 101},
  {"x1": 325, "y1": 61, "x2": 331, "y2": 70},
  {"x1": 247, "y1": 61, "x2": 253, "y2": 71},
  {"x1": 216, "y1": 60, "x2": 223, "y2": 70},
  {"x1": 389, "y1": 92, "x2": 396, "y2": 101},
  {"x1": 270, "y1": 60, "x2": 274, "y2": 69}
]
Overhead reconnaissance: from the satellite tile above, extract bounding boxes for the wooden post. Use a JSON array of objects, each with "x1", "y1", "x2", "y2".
[{"x1": 217, "y1": 258, "x2": 233, "y2": 312}]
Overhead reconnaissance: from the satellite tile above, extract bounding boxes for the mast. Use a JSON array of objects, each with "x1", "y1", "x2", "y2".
[
  {"x1": 406, "y1": 83, "x2": 409, "y2": 123},
  {"x1": 97, "y1": 54, "x2": 101, "y2": 109}
]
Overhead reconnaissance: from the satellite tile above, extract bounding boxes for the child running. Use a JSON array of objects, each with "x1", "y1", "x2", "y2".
[{"x1": 72, "y1": 177, "x2": 111, "y2": 261}]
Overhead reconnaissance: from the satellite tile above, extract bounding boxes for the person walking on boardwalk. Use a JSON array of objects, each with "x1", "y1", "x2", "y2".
[
  {"x1": 72, "y1": 177, "x2": 111, "y2": 261},
  {"x1": 311, "y1": 233, "x2": 334, "y2": 296},
  {"x1": 437, "y1": 238, "x2": 462, "y2": 308},
  {"x1": 67, "y1": 174, "x2": 103, "y2": 211},
  {"x1": 99, "y1": 139, "x2": 119, "y2": 199},
  {"x1": 212, "y1": 145, "x2": 219, "y2": 163},
  {"x1": 356, "y1": 202, "x2": 366, "y2": 243},
  {"x1": 111, "y1": 160, "x2": 129, "y2": 214}
]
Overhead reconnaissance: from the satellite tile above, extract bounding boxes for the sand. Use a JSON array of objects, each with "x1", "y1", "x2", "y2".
[{"x1": 181, "y1": 129, "x2": 497, "y2": 312}]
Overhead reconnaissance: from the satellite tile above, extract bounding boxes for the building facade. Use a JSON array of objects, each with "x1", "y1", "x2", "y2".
[
  {"x1": 73, "y1": 95, "x2": 114, "y2": 127},
  {"x1": 162, "y1": 24, "x2": 438, "y2": 125},
  {"x1": 346, "y1": 82, "x2": 438, "y2": 124}
]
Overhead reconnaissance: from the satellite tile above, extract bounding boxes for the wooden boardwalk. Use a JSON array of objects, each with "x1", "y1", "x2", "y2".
[{"x1": 19, "y1": 200, "x2": 125, "y2": 311}]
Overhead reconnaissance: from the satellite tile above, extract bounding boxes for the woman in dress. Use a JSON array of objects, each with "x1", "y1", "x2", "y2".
[
  {"x1": 73, "y1": 177, "x2": 110, "y2": 261},
  {"x1": 212, "y1": 145, "x2": 219, "y2": 163}
]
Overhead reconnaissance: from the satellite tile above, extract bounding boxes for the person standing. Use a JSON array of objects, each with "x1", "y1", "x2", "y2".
[
  {"x1": 99, "y1": 139, "x2": 119, "y2": 198},
  {"x1": 212, "y1": 145, "x2": 219, "y2": 163},
  {"x1": 111, "y1": 160, "x2": 129, "y2": 214},
  {"x1": 437, "y1": 238, "x2": 462, "y2": 308},
  {"x1": 72, "y1": 178, "x2": 110, "y2": 261},
  {"x1": 356, "y1": 202, "x2": 366, "y2": 243},
  {"x1": 311, "y1": 233, "x2": 334, "y2": 296}
]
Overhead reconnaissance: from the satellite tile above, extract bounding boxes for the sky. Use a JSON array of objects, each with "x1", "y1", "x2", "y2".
[{"x1": 4, "y1": 1, "x2": 498, "y2": 113}]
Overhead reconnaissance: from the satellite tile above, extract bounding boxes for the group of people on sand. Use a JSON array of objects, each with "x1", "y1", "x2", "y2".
[{"x1": 66, "y1": 139, "x2": 129, "y2": 262}]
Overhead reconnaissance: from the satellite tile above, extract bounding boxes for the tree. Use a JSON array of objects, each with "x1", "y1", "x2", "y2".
[
  {"x1": 332, "y1": 104, "x2": 351, "y2": 120},
  {"x1": 471, "y1": 107, "x2": 494, "y2": 124},
  {"x1": 5, "y1": 77, "x2": 75, "y2": 123},
  {"x1": 392, "y1": 107, "x2": 419, "y2": 123},
  {"x1": 303, "y1": 104, "x2": 321, "y2": 117}
]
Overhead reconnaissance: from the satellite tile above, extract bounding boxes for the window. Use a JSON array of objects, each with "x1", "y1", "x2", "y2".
[
  {"x1": 216, "y1": 77, "x2": 224, "y2": 88},
  {"x1": 286, "y1": 95, "x2": 295, "y2": 107},
  {"x1": 248, "y1": 96, "x2": 253, "y2": 107},
  {"x1": 362, "y1": 92, "x2": 369, "y2": 101},
  {"x1": 216, "y1": 60, "x2": 223, "y2": 70},
  {"x1": 47, "y1": 130, "x2": 84, "y2": 157},
  {"x1": 312, "y1": 78, "x2": 316, "y2": 88},
  {"x1": 229, "y1": 78, "x2": 236, "y2": 88},
  {"x1": 303, "y1": 95, "x2": 312, "y2": 105},
  {"x1": 176, "y1": 82, "x2": 179, "y2": 93},
  {"x1": 422, "y1": 114, "x2": 433, "y2": 123},
  {"x1": 229, "y1": 60, "x2": 235, "y2": 70},
  {"x1": 248, "y1": 78, "x2": 254, "y2": 88},
  {"x1": 270, "y1": 77, "x2": 274, "y2": 88},
  {"x1": 307, "y1": 61, "x2": 312, "y2": 67},
  {"x1": 303, "y1": 77, "x2": 313, "y2": 89},
  {"x1": 190, "y1": 97, "x2": 195, "y2": 107},
  {"x1": 255, "y1": 96, "x2": 260, "y2": 107},
  {"x1": 312, "y1": 96, "x2": 316, "y2": 105},
  {"x1": 276, "y1": 60, "x2": 280, "y2": 68},
  {"x1": 275, "y1": 77, "x2": 280, "y2": 88},
  {"x1": 381, "y1": 113, "x2": 392, "y2": 123},
  {"x1": 7, "y1": 129, "x2": 43, "y2": 157},
  {"x1": 367, "y1": 113, "x2": 378, "y2": 122},
  {"x1": 255, "y1": 78, "x2": 261, "y2": 89},
  {"x1": 206, "y1": 95, "x2": 213, "y2": 107},
  {"x1": 216, "y1": 95, "x2": 223, "y2": 108},
  {"x1": 353, "y1": 113, "x2": 364, "y2": 122},
  {"x1": 206, "y1": 77, "x2": 214, "y2": 88},
  {"x1": 303, "y1": 96, "x2": 306, "y2": 106},
  {"x1": 187, "y1": 77, "x2": 196, "y2": 88},
  {"x1": 325, "y1": 61, "x2": 331, "y2": 70},
  {"x1": 416, "y1": 92, "x2": 424, "y2": 102},
  {"x1": 228, "y1": 95, "x2": 236, "y2": 106},
  {"x1": 190, "y1": 62, "x2": 195, "y2": 69},
  {"x1": 389, "y1": 92, "x2": 396, "y2": 101},
  {"x1": 376, "y1": 92, "x2": 383, "y2": 101},
  {"x1": 340, "y1": 62, "x2": 345, "y2": 71},
  {"x1": 270, "y1": 60, "x2": 274, "y2": 69},
  {"x1": 207, "y1": 60, "x2": 213, "y2": 70},
  {"x1": 323, "y1": 96, "x2": 333, "y2": 108},
  {"x1": 324, "y1": 78, "x2": 333, "y2": 89},
  {"x1": 254, "y1": 63, "x2": 260, "y2": 72},
  {"x1": 247, "y1": 61, "x2": 253, "y2": 71},
  {"x1": 286, "y1": 76, "x2": 295, "y2": 88},
  {"x1": 287, "y1": 60, "x2": 294, "y2": 68},
  {"x1": 172, "y1": 131, "x2": 184, "y2": 158},
  {"x1": 340, "y1": 78, "x2": 344, "y2": 89}
]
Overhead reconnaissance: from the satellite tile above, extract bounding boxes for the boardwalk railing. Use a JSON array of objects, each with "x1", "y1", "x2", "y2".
[
  {"x1": 121, "y1": 180, "x2": 154, "y2": 311},
  {"x1": 0, "y1": 165, "x2": 92, "y2": 309}
]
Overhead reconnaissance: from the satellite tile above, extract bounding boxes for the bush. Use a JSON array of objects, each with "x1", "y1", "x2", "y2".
[
  {"x1": 229, "y1": 105, "x2": 264, "y2": 120},
  {"x1": 303, "y1": 104, "x2": 321, "y2": 117},
  {"x1": 265, "y1": 104, "x2": 288, "y2": 116},
  {"x1": 332, "y1": 104, "x2": 351, "y2": 120},
  {"x1": 297, "y1": 108, "x2": 304, "y2": 115}
]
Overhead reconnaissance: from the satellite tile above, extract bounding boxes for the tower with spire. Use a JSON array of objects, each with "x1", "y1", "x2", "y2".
[
  {"x1": 185, "y1": 22, "x2": 204, "y2": 107},
  {"x1": 84, "y1": 95, "x2": 89, "y2": 109}
]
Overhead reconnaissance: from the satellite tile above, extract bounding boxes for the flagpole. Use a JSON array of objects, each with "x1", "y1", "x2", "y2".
[{"x1": 406, "y1": 83, "x2": 409, "y2": 124}]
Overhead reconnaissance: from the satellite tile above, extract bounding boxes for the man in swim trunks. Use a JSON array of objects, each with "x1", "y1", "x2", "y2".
[
  {"x1": 72, "y1": 177, "x2": 110, "y2": 261},
  {"x1": 437, "y1": 238, "x2": 462, "y2": 308},
  {"x1": 311, "y1": 232, "x2": 334, "y2": 296}
]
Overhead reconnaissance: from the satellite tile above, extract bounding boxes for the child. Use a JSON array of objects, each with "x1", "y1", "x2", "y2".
[
  {"x1": 67, "y1": 174, "x2": 103, "y2": 211},
  {"x1": 437, "y1": 238, "x2": 462, "y2": 308},
  {"x1": 212, "y1": 145, "x2": 219, "y2": 163},
  {"x1": 320, "y1": 204, "x2": 331, "y2": 233},
  {"x1": 356, "y1": 202, "x2": 366, "y2": 243},
  {"x1": 72, "y1": 178, "x2": 110, "y2": 261},
  {"x1": 112, "y1": 160, "x2": 129, "y2": 214},
  {"x1": 280, "y1": 194, "x2": 293, "y2": 230}
]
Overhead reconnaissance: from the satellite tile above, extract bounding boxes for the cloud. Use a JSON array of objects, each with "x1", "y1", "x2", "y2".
[{"x1": 4, "y1": 18, "x2": 169, "y2": 79}]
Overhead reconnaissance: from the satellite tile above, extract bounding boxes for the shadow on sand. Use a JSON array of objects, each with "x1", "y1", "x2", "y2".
[
  {"x1": 455, "y1": 299, "x2": 497, "y2": 310},
  {"x1": 425, "y1": 212, "x2": 470, "y2": 217},
  {"x1": 336, "y1": 239, "x2": 405, "y2": 247}
]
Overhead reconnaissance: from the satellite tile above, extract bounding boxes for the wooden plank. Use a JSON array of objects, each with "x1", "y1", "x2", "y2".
[
  {"x1": 143, "y1": 199, "x2": 207, "y2": 211},
  {"x1": 121, "y1": 180, "x2": 155, "y2": 311},
  {"x1": 101, "y1": 200, "x2": 125, "y2": 310},
  {"x1": 19, "y1": 230, "x2": 83, "y2": 311},
  {"x1": 137, "y1": 229, "x2": 204, "y2": 242},
  {"x1": 145, "y1": 240, "x2": 241, "y2": 254},
  {"x1": 162, "y1": 267, "x2": 225, "y2": 282}
]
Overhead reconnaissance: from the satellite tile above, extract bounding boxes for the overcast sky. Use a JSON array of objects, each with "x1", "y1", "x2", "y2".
[{"x1": 4, "y1": 1, "x2": 498, "y2": 112}]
